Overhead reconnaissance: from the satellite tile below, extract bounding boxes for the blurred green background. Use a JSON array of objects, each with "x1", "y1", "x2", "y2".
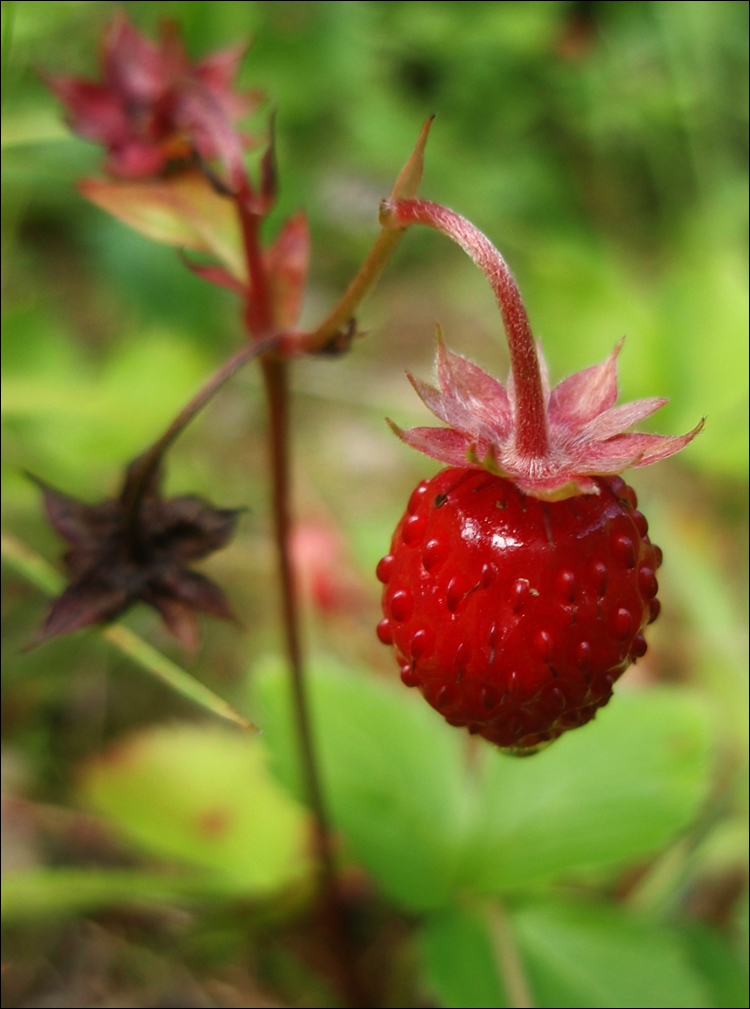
[{"x1": 2, "y1": 2, "x2": 748, "y2": 1007}]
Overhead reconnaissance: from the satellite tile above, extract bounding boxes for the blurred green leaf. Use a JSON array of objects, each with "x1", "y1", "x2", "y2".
[
  {"x1": 647, "y1": 502, "x2": 749, "y2": 751},
  {"x1": 463, "y1": 691, "x2": 711, "y2": 891},
  {"x1": 513, "y1": 898, "x2": 711, "y2": 1008},
  {"x1": 1, "y1": 867, "x2": 228, "y2": 922},
  {"x1": 80, "y1": 723, "x2": 311, "y2": 895},
  {"x1": 1, "y1": 0, "x2": 17, "y2": 111},
  {"x1": 1, "y1": 108, "x2": 71, "y2": 148},
  {"x1": 420, "y1": 898, "x2": 714, "y2": 1008},
  {"x1": 419, "y1": 904, "x2": 507, "y2": 1009},
  {"x1": 1, "y1": 311, "x2": 214, "y2": 487},
  {"x1": 251, "y1": 656, "x2": 471, "y2": 910},
  {"x1": 679, "y1": 922, "x2": 749, "y2": 1009},
  {"x1": 653, "y1": 226, "x2": 749, "y2": 478},
  {"x1": 254, "y1": 661, "x2": 712, "y2": 906}
]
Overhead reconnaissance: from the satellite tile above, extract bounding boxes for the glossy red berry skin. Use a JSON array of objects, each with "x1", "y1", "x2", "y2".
[{"x1": 377, "y1": 468, "x2": 661, "y2": 755}]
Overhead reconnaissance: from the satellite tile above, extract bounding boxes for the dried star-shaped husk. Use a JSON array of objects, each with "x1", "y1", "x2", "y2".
[{"x1": 31, "y1": 463, "x2": 241, "y2": 655}]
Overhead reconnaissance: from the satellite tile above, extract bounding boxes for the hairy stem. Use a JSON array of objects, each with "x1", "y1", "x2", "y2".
[
  {"x1": 303, "y1": 227, "x2": 404, "y2": 349},
  {"x1": 383, "y1": 198, "x2": 549, "y2": 459},
  {"x1": 261, "y1": 357, "x2": 365, "y2": 1007},
  {"x1": 239, "y1": 201, "x2": 275, "y2": 337},
  {"x1": 299, "y1": 116, "x2": 434, "y2": 354}
]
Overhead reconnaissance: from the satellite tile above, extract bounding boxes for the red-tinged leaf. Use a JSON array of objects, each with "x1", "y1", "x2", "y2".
[
  {"x1": 567, "y1": 441, "x2": 645, "y2": 474},
  {"x1": 196, "y1": 44, "x2": 261, "y2": 120},
  {"x1": 80, "y1": 169, "x2": 246, "y2": 281},
  {"x1": 80, "y1": 176, "x2": 205, "y2": 247},
  {"x1": 603, "y1": 424, "x2": 705, "y2": 467},
  {"x1": 408, "y1": 374, "x2": 488, "y2": 443},
  {"x1": 548, "y1": 340, "x2": 623, "y2": 427},
  {"x1": 44, "y1": 12, "x2": 258, "y2": 183},
  {"x1": 265, "y1": 212, "x2": 310, "y2": 328},
  {"x1": 435, "y1": 342, "x2": 513, "y2": 439},
  {"x1": 581, "y1": 398, "x2": 668, "y2": 441},
  {"x1": 196, "y1": 43, "x2": 246, "y2": 93},
  {"x1": 104, "y1": 141, "x2": 169, "y2": 179},
  {"x1": 42, "y1": 75, "x2": 128, "y2": 145},
  {"x1": 155, "y1": 18, "x2": 192, "y2": 85},
  {"x1": 408, "y1": 375, "x2": 456, "y2": 426},
  {"x1": 168, "y1": 172, "x2": 245, "y2": 278},
  {"x1": 387, "y1": 421, "x2": 474, "y2": 468},
  {"x1": 183, "y1": 259, "x2": 247, "y2": 296},
  {"x1": 176, "y1": 78, "x2": 248, "y2": 193},
  {"x1": 102, "y1": 11, "x2": 166, "y2": 103}
]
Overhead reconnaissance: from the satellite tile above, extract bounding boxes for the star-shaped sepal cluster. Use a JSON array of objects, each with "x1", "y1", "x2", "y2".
[
  {"x1": 31, "y1": 459, "x2": 241, "y2": 655},
  {"x1": 44, "y1": 11, "x2": 260, "y2": 180},
  {"x1": 390, "y1": 336, "x2": 704, "y2": 501}
]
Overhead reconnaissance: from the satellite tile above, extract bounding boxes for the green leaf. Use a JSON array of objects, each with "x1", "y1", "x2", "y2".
[
  {"x1": 80, "y1": 723, "x2": 311, "y2": 895},
  {"x1": 679, "y1": 923, "x2": 749, "y2": 1009},
  {"x1": 419, "y1": 905, "x2": 507, "y2": 1009},
  {"x1": 251, "y1": 656, "x2": 471, "y2": 910},
  {"x1": 252, "y1": 663, "x2": 712, "y2": 907},
  {"x1": 419, "y1": 899, "x2": 713, "y2": 1009},
  {"x1": 1, "y1": 868, "x2": 229, "y2": 922},
  {"x1": 464, "y1": 690, "x2": 711, "y2": 891},
  {"x1": 513, "y1": 898, "x2": 711, "y2": 1008}
]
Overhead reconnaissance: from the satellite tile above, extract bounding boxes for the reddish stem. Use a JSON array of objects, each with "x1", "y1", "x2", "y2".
[
  {"x1": 386, "y1": 198, "x2": 549, "y2": 459},
  {"x1": 237, "y1": 188, "x2": 275, "y2": 338},
  {"x1": 261, "y1": 357, "x2": 366, "y2": 1008},
  {"x1": 237, "y1": 186, "x2": 365, "y2": 1006},
  {"x1": 260, "y1": 360, "x2": 326, "y2": 858}
]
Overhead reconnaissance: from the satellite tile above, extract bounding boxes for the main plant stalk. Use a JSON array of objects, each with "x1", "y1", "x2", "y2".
[
  {"x1": 237, "y1": 189, "x2": 363, "y2": 1004},
  {"x1": 261, "y1": 357, "x2": 365, "y2": 1007}
]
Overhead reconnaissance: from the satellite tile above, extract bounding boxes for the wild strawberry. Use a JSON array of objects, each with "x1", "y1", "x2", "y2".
[{"x1": 376, "y1": 198, "x2": 702, "y2": 754}]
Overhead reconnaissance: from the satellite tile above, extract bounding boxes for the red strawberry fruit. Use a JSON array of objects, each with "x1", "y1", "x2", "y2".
[{"x1": 376, "y1": 198, "x2": 703, "y2": 754}]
